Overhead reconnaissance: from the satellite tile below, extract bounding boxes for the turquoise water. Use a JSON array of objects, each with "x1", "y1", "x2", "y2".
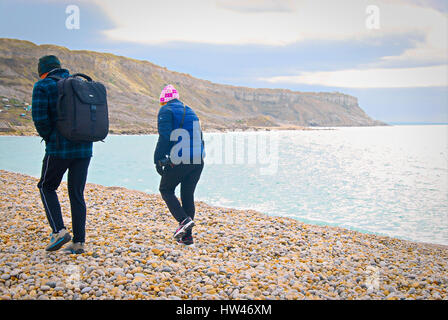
[{"x1": 0, "y1": 125, "x2": 447, "y2": 245}]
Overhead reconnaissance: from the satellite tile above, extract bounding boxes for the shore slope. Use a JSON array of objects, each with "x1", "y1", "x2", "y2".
[{"x1": 0, "y1": 170, "x2": 446, "y2": 300}]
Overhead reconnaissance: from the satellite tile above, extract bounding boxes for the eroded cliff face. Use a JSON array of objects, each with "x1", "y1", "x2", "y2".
[{"x1": 0, "y1": 38, "x2": 383, "y2": 133}]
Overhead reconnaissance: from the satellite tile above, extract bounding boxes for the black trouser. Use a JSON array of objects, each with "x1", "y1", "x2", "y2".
[
  {"x1": 159, "y1": 163, "x2": 204, "y2": 233},
  {"x1": 37, "y1": 154, "x2": 91, "y2": 243}
]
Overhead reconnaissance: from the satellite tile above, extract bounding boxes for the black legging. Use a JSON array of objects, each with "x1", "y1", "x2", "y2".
[
  {"x1": 159, "y1": 163, "x2": 204, "y2": 229},
  {"x1": 37, "y1": 154, "x2": 90, "y2": 243}
]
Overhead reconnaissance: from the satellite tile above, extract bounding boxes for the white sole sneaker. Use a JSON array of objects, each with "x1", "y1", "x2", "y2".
[
  {"x1": 177, "y1": 242, "x2": 195, "y2": 248},
  {"x1": 173, "y1": 219, "x2": 195, "y2": 240}
]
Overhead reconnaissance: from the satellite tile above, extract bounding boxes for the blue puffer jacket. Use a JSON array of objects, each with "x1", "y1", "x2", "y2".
[{"x1": 154, "y1": 99, "x2": 205, "y2": 164}]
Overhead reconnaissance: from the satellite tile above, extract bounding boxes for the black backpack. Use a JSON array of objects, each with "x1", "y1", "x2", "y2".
[{"x1": 48, "y1": 73, "x2": 109, "y2": 142}]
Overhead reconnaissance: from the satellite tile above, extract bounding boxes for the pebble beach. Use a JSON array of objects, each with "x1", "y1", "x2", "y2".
[{"x1": 0, "y1": 169, "x2": 447, "y2": 300}]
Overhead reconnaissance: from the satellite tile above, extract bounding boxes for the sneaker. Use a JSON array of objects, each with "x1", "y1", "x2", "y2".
[
  {"x1": 64, "y1": 241, "x2": 85, "y2": 254},
  {"x1": 177, "y1": 234, "x2": 194, "y2": 247},
  {"x1": 173, "y1": 217, "x2": 194, "y2": 240},
  {"x1": 45, "y1": 229, "x2": 71, "y2": 252}
]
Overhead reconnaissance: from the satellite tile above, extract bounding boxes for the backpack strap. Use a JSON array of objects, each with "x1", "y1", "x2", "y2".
[
  {"x1": 46, "y1": 75, "x2": 64, "y2": 148},
  {"x1": 47, "y1": 75, "x2": 66, "y2": 119},
  {"x1": 71, "y1": 73, "x2": 92, "y2": 82},
  {"x1": 179, "y1": 103, "x2": 187, "y2": 129}
]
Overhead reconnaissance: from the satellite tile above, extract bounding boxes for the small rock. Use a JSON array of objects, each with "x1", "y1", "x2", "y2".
[
  {"x1": 432, "y1": 292, "x2": 442, "y2": 300},
  {"x1": 1, "y1": 274, "x2": 11, "y2": 280},
  {"x1": 81, "y1": 287, "x2": 92, "y2": 294},
  {"x1": 134, "y1": 273, "x2": 146, "y2": 278}
]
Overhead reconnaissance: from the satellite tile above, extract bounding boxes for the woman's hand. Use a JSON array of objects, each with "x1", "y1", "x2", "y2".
[{"x1": 155, "y1": 163, "x2": 164, "y2": 176}]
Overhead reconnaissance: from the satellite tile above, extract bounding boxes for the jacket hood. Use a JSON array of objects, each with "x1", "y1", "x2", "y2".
[{"x1": 47, "y1": 68, "x2": 70, "y2": 78}]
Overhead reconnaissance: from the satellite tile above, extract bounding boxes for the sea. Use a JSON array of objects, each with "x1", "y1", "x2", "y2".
[{"x1": 0, "y1": 124, "x2": 447, "y2": 245}]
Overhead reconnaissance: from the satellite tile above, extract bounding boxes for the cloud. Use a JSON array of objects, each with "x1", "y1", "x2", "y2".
[
  {"x1": 96, "y1": 0, "x2": 305, "y2": 46},
  {"x1": 260, "y1": 64, "x2": 448, "y2": 88},
  {"x1": 93, "y1": 0, "x2": 447, "y2": 66},
  {"x1": 215, "y1": 0, "x2": 296, "y2": 13},
  {"x1": 369, "y1": 0, "x2": 448, "y2": 67},
  {"x1": 403, "y1": 0, "x2": 448, "y2": 13}
]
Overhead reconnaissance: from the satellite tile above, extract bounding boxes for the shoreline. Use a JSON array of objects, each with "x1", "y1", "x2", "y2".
[
  {"x1": 195, "y1": 196, "x2": 447, "y2": 250},
  {"x1": 3, "y1": 122, "x2": 447, "y2": 138},
  {"x1": 0, "y1": 170, "x2": 447, "y2": 300},
  {"x1": 0, "y1": 123, "x2": 398, "y2": 137},
  {"x1": 0, "y1": 126, "x2": 315, "y2": 137},
  {"x1": 2, "y1": 168, "x2": 446, "y2": 249}
]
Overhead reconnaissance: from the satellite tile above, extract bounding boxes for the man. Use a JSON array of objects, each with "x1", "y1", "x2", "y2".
[
  {"x1": 32, "y1": 55, "x2": 92, "y2": 254},
  {"x1": 154, "y1": 84, "x2": 205, "y2": 246}
]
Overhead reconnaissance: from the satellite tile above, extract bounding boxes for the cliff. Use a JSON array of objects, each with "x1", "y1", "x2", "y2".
[{"x1": 0, "y1": 38, "x2": 384, "y2": 134}]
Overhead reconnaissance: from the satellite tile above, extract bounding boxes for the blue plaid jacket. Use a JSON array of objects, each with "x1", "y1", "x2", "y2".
[{"x1": 32, "y1": 68, "x2": 93, "y2": 159}]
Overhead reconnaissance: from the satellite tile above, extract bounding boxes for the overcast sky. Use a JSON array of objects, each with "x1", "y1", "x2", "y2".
[{"x1": 0, "y1": 0, "x2": 447, "y2": 123}]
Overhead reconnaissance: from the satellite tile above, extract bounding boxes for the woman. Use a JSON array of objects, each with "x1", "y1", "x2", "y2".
[{"x1": 154, "y1": 85, "x2": 205, "y2": 246}]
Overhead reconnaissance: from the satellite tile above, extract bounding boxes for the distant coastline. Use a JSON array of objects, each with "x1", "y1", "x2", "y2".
[
  {"x1": 1, "y1": 38, "x2": 384, "y2": 134},
  {"x1": 4, "y1": 122, "x2": 448, "y2": 137},
  {"x1": 0, "y1": 126, "x2": 313, "y2": 137},
  {"x1": 387, "y1": 122, "x2": 448, "y2": 125}
]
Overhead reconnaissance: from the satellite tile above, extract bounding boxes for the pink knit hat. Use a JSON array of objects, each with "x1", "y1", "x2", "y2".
[{"x1": 159, "y1": 84, "x2": 179, "y2": 103}]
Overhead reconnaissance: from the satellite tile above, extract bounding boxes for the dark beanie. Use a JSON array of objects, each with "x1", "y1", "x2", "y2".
[{"x1": 38, "y1": 55, "x2": 61, "y2": 76}]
